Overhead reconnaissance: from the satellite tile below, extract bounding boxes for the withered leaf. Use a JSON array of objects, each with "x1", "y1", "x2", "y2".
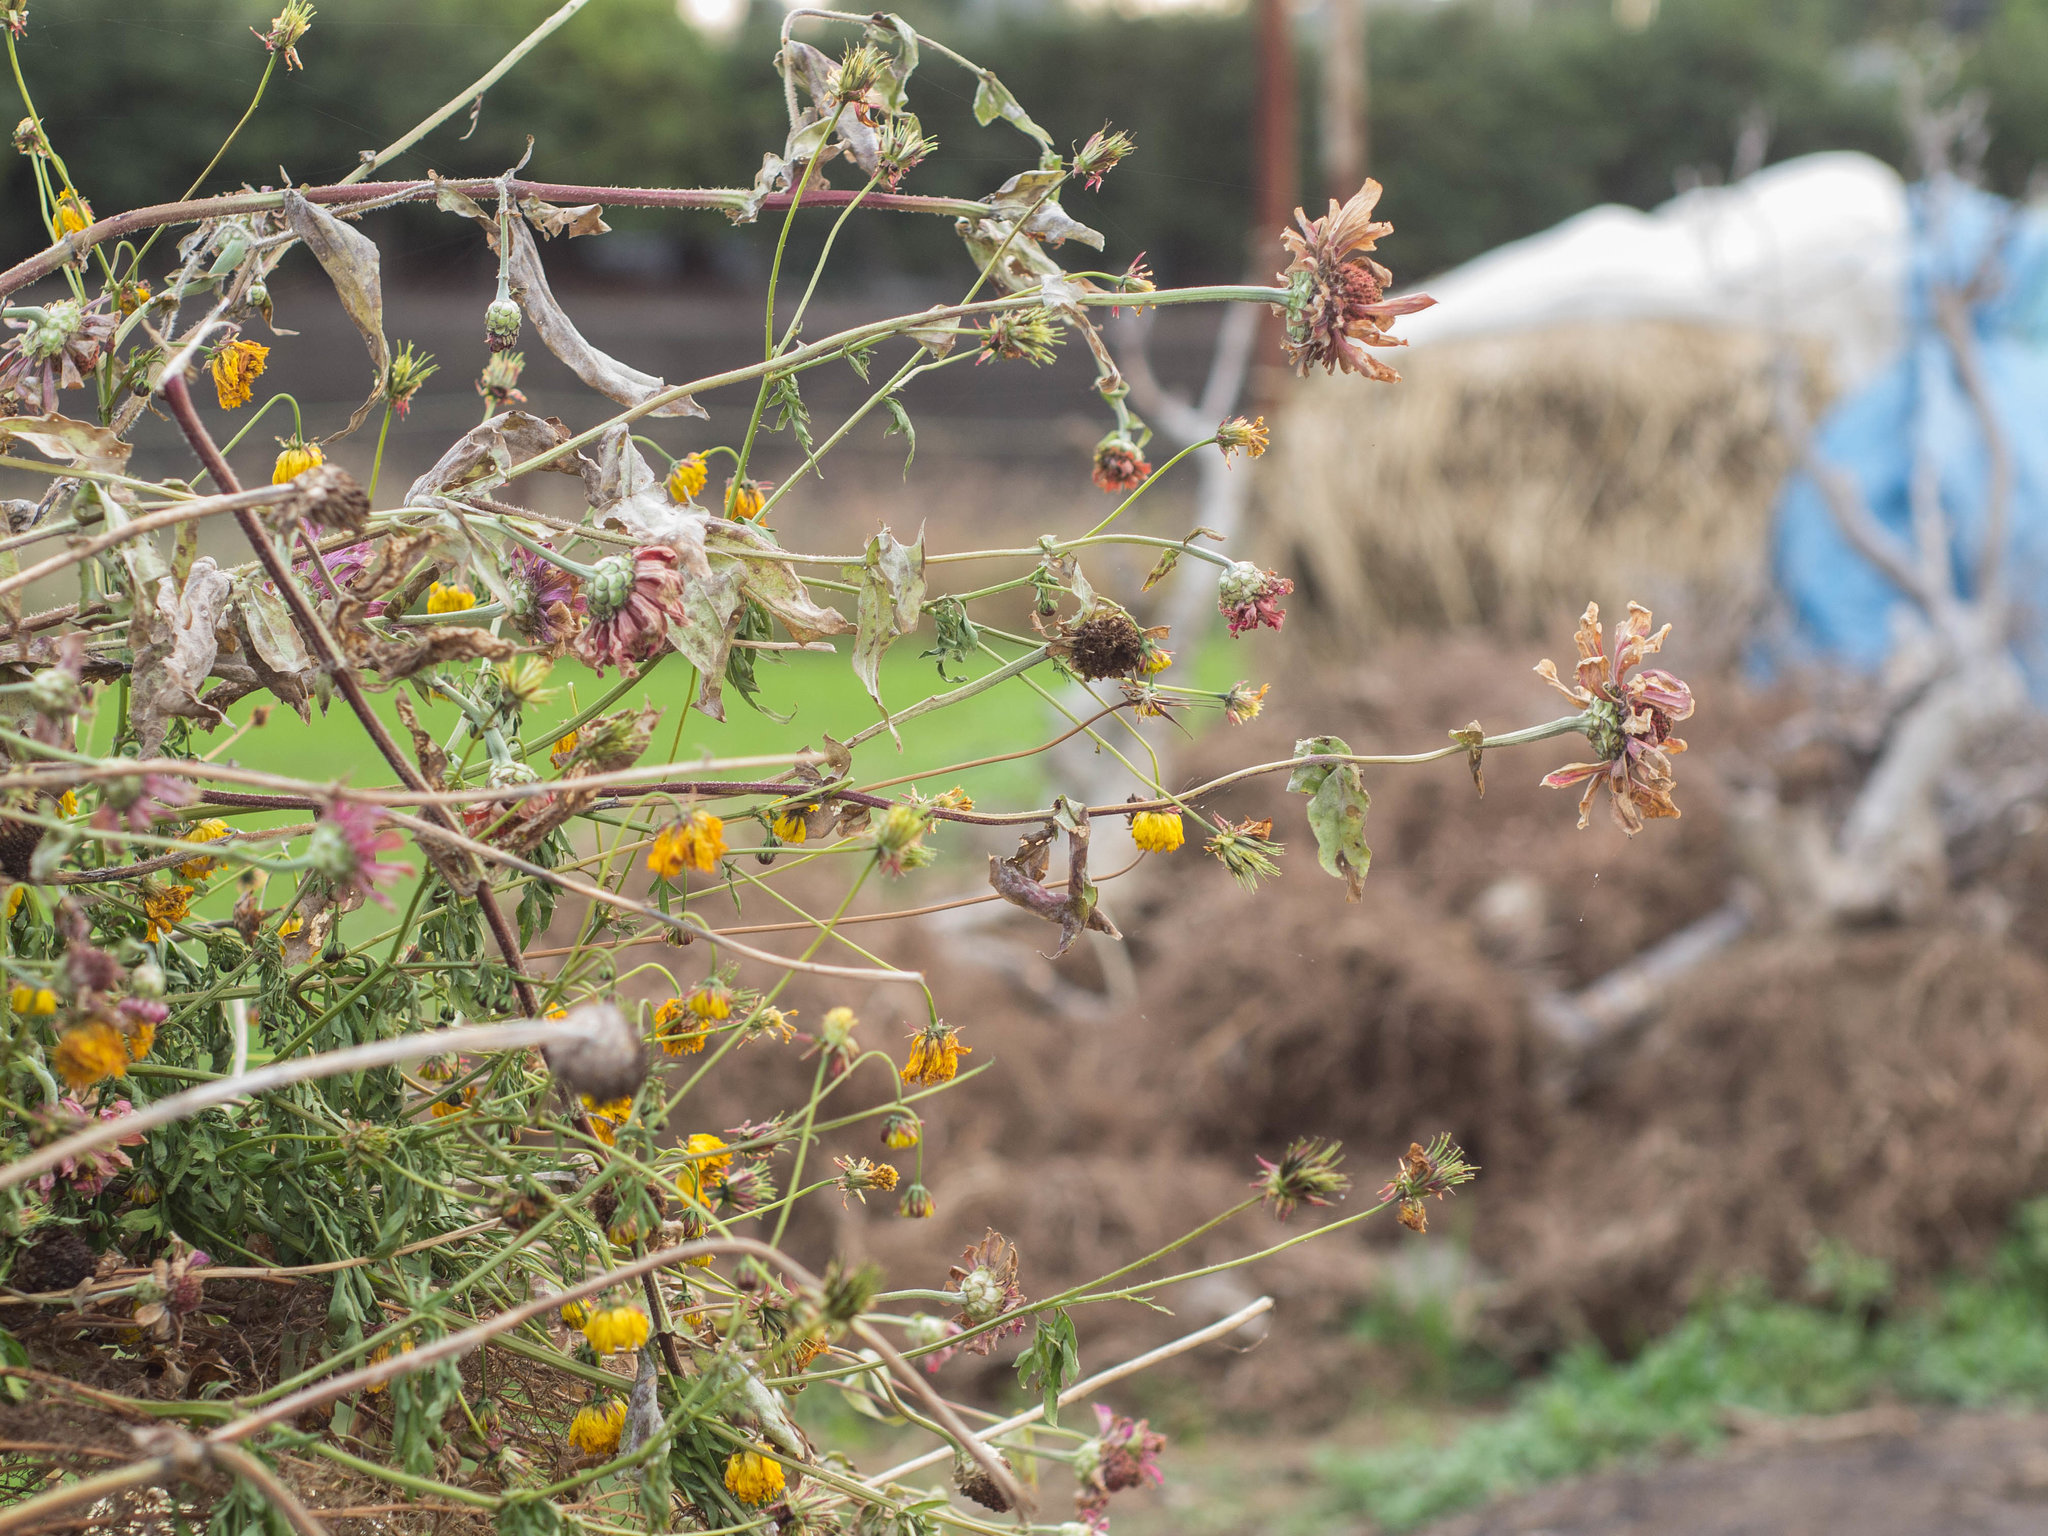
[
  {"x1": 282, "y1": 191, "x2": 389, "y2": 439},
  {"x1": 520, "y1": 197, "x2": 610, "y2": 239},
  {"x1": 404, "y1": 411, "x2": 578, "y2": 506},
  {"x1": 850, "y1": 527, "x2": 925, "y2": 744},
  {"x1": 0, "y1": 413, "x2": 133, "y2": 478},
  {"x1": 334, "y1": 599, "x2": 513, "y2": 684},
  {"x1": 394, "y1": 692, "x2": 449, "y2": 790},
  {"x1": 127, "y1": 558, "x2": 234, "y2": 754},
  {"x1": 987, "y1": 819, "x2": 1120, "y2": 958}
]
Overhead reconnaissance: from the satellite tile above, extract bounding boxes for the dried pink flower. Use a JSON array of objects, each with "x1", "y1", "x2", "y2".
[
  {"x1": 571, "y1": 548, "x2": 684, "y2": 678},
  {"x1": 1536, "y1": 601, "x2": 1696, "y2": 835},
  {"x1": 1276, "y1": 179, "x2": 1435, "y2": 380}
]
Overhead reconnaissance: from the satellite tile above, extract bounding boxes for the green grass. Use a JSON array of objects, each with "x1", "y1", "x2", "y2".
[{"x1": 1317, "y1": 1202, "x2": 2048, "y2": 1531}]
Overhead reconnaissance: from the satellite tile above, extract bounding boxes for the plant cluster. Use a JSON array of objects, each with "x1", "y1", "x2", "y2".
[{"x1": 0, "y1": 5, "x2": 1682, "y2": 1534}]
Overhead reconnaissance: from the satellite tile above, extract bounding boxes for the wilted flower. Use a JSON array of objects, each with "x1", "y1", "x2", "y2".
[
  {"x1": 32, "y1": 1096, "x2": 144, "y2": 1198},
  {"x1": 648, "y1": 810, "x2": 725, "y2": 878},
  {"x1": 1216, "y1": 415, "x2": 1268, "y2": 461},
  {"x1": 833, "y1": 1155, "x2": 899, "y2": 1204},
  {"x1": 1216, "y1": 561, "x2": 1292, "y2": 637},
  {"x1": 1536, "y1": 601, "x2": 1695, "y2": 835},
  {"x1": 871, "y1": 803, "x2": 932, "y2": 877},
  {"x1": 1080, "y1": 1403, "x2": 1167, "y2": 1497},
  {"x1": 581, "y1": 1304, "x2": 651, "y2": 1356},
  {"x1": 666, "y1": 452, "x2": 708, "y2": 504},
  {"x1": 93, "y1": 772, "x2": 196, "y2": 839},
  {"x1": 724, "y1": 1448, "x2": 786, "y2": 1506},
  {"x1": 1090, "y1": 435, "x2": 1151, "y2": 494},
  {"x1": 505, "y1": 544, "x2": 584, "y2": 650},
  {"x1": 477, "y1": 350, "x2": 526, "y2": 411},
  {"x1": 1376, "y1": 1135, "x2": 1478, "y2": 1234},
  {"x1": 981, "y1": 310, "x2": 1061, "y2": 366},
  {"x1": 1205, "y1": 816, "x2": 1282, "y2": 891},
  {"x1": 52, "y1": 1019, "x2": 127, "y2": 1091},
  {"x1": 307, "y1": 798, "x2": 412, "y2": 908},
  {"x1": 568, "y1": 1398, "x2": 625, "y2": 1455},
  {"x1": 1059, "y1": 610, "x2": 1148, "y2": 681},
  {"x1": 1254, "y1": 1136, "x2": 1350, "y2": 1219},
  {"x1": 881, "y1": 1108, "x2": 922, "y2": 1149},
  {"x1": 1223, "y1": 681, "x2": 1270, "y2": 724},
  {"x1": 1130, "y1": 809, "x2": 1183, "y2": 853},
  {"x1": 949, "y1": 1229, "x2": 1027, "y2": 1350},
  {"x1": 901, "y1": 1019, "x2": 968, "y2": 1086},
  {"x1": 725, "y1": 478, "x2": 768, "y2": 522},
  {"x1": 770, "y1": 804, "x2": 815, "y2": 843},
  {"x1": 141, "y1": 883, "x2": 193, "y2": 942},
  {"x1": 256, "y1": 1, "x2": 315, "y2": 70},
  {"x1": 1073, "y1": 125, "x2": 1135, "y2": 190},
  {"x1": 381, "y1": 341, "x2": 437, "y2": 417},
  {"x1": 573, "y1": 547, "x2": 685, "y2": 678},
  {"x1": 1277, "y1": 178, "x2": 1435, "y2": 379},
  {"x1": 271, "y1": 437, "x2": 323, "y2": 484},
  {"x1": 898, "y1": 1181, "x2": 937, "y2": 1219},
  {"x1": 209, "y1": 338, "x2": 269, "y2": 410},
  {"x1": 711, "y1": 1160, "x2": 776, "y2": 1215},
  {"x1": 653, "y1": 998, "x2": 709, "y2": 1056},
  {"x1": 0, "y1": 297, "x2": 116, "y2": 414}
]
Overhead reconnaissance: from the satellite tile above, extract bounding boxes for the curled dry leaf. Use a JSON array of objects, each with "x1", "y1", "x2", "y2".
[
  {"x1": 406, "y1": 411, "x2": 580, "y2": 507},
  {"x1": 851, "y1": 527, "x2": 925, "y2": 742},
  {"x1": 128, "y1": 558, "x2": 235, "y2": 754},
  {"x1": 282, "y1": 191, "x2": 390, "y2": 439},
  {"x1": 333, "y1": 599, "x2": 513, "y2": 684},
  {"x1": 987, "y1": 817, "x2": 1121, "y2": 957},
  {"x1": 0, "y1": 413, "x2": 133, "y2": 478},
  {"x1": 504, "y1": 218, "x2": 704, "y2": 419}
]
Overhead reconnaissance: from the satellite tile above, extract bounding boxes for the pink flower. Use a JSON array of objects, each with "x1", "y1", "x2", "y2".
[
  {"x1": 35, "y1": 1097, "x2": 146, "y2": 1198},
  {"x1": 92, "y1": 774, "x2": 196, "y2": 838},
  {"x1": 507, "y1": 545, "x2": 586, "y2": 650},
  {"x1": 571, "y1": 547, "x2": 684, "y2": 678},
  {"x1": 1537, "y1": 601, "x2": 1696, "y2": 835},
  {"x1": 310, "y1": 797, "x2": 413, "y2": 908}
]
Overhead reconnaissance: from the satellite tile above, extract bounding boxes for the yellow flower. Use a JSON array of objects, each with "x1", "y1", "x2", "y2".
[
  {"x1": 648, "y1": 811, "x2": 725, "y2": 879},
  {"x1": 667, "y1": 452, "x2": 709, "y2": 503},
  {"x1": 278, "y1": 914, "x2": 303, "y2": 946},
  {"x1": 126, "y1": 1019, "x2": 156, "y2": 1062},
  {"x1": 53, "y1": 1020, "x2": 127, "y2": 1091},
  {"x1": 568, "y1": 1398, "x2": 626, "y2": 1455},
  {"x1": 581, "y1": 1304, "x2": 651, "y2": 1357},
  {"x1": 559, "y1": 1299, "x2": 593, "y2": 1329},
  {"x1": 10, "y1": 983, "x2": 55, "y2": 1016},
  {"x1": 770, "y1": 807, "x2": 810, "y2": 843},
  {"x1": 676, "y1": 1131, "x2": 732, "y2": 1205},
  {"x1": 142, "y1": 884, "x2": 194, "y2": 942},
  {"x1": 725, "y1": 478, "x2": 766, "y2": 522},
  {"x1": 553, "y1": 731, "x2": 579, "y2": 756},
  {"x1": 57, "y1": 791, "x2": 77, "y2": 818},
  {"x1": 1131, "y1": 810, "x2": 1184, "y2": 853},
  {"x1": 426, "y1": 582, "x2": 478, "y2": 614},
  {"x1": 1223, "y1": 681, "x2": 1270, "y2": 724},
  {"x1": 582, "y1": 1094, "x2": 632, "y2": 1147},
  {"x1": 1139, "y1": 643, "x2": 1174, "y2": 675},
  {"x1": 881, "y1": 1109, "x2": 921, "y2": 1149},
  {"x1": 685, "y1": 982, "x2": 731, "y2": 1021},
  {"x1": 363, "y1": 1336, "x2": 415, "y2": 1393},
  {"x1": 653, "y1": 998, "x2": 709, "y2": 1057},
  {"x1": 272, "y1": 438, "x2": 324, "y2": 484},
  {"x1": 724, "y1": 1448, "x2": 786, "y2": 1506},
  {"x1": 901, "y1": 1020, "x2": 969, "y2": 1086},
  {"x1": 3, "y1": 887, "x2": 22, "y2": 921},
  {"x1": 178, "y1": 819, "x2": 231, "y2": 879},
  {"x1": 116, "y1": 281, "x2": 151, "y2": 317},
  {"x1": 53, "y1": 188, "x2": 92, "y2": 237},
  {"x1": 209, "y1": 339, "x2": 270, "y2": 410}
]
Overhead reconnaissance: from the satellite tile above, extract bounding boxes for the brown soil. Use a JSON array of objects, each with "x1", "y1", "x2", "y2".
[{"x1": 1414, "y1": 1409, "x2": 2048, "y2": 1536}]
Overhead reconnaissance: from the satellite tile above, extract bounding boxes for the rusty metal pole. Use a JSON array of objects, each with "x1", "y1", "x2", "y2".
[{"x1": 1250, "y1": 0, "x2": 1299, "y2": 408}]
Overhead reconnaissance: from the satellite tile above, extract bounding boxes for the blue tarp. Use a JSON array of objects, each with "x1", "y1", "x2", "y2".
[{"x1": 1771, "y1": 179, "x2": 2048, "y2": 690}]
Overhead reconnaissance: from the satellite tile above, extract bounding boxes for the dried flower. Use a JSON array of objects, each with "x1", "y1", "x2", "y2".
[
  {"x1": 1062, "y1": 610, "x2": 1148, "y2": 681},
  {"x1": 53, "y1": 1020, "x2": 127, "y2": 1091},
  {"x1": 141, "y1": 883, "x2": 193, "y2": 942},
  {"x1": 31, "y1": 1096, "x2": 144, "y2": 1198},
  {"x1": 581, "y1": 1304, "x2": 651, "y2": 1356},
  {"x1": 1073, "y1": 126, "x2": 1135, "y2": 190},
  {"x1": 949, "y1": 1229, "x2": 1027, "y2": 1350},
  {"x1": 1223, "y1": 681, "x2": 1270, "y2": 724},
  {"x1": 881, "y1": 1108, "x2": 922, "y2": 1149},
  {"x1": 173, "y1": 819, "x2": 231, "y2": 880},
  {"x1": 477, "y1": 350, "x2": 526, "y2": 410},
  {"x1": 209, "y1": 339, "x2": 269, "y2": 410},
  {"x1": 1205, "y1": 816, "x2": 1282, "y2": 890},
  {"x1": 833, "y1": 1155, "x2": 899, "y2": 1204},
  {"x1": 1254, "y1": 1136, "x2": 1350, "y2": 1219},
  {"x1": 573, "y1": 547, "x2": 686, "y2": 678},
  {"x1": 272, "y1": 438, "x2": 323, "y2": 484},
  {"x1": 381, "y1": 341, "x2": 437, "y2": 417},
  {"x1": 1216, "y1": 561, "x2": 1292, "y2": 637},
  {"x1": 666, "y1": 452, "x2": 709, "y2": 503},
  {"x1": 1130, "y1": 810, "x2": 1183, "y2": 854},
  {"x1": 1277, "y1": 179, "x2": 1435, "y2": 379},
  {"x1": 568, "y1": 1398, "x2": 626, "y2": 1456},
  {"x1": 724, "y1": 1448, "x2": 786, "y2": 1506},
  {"x1": 1077, "y1": 1403, "x2": 1167, "y2": 1512},
  {"x1": 648, "y1": 810, "x2": 726, "y2": 878},
  {"x1": 981, "y1": 310, "x2": 1062, "y2": 366},
  {"x1": 1536, "y1": 601, "x2": 1695, "y2": 834},
  {"x1": 256, "y1": 1, "x2": 315, "y2": 70},
  {"x1": 505, "y1": 544, "x2": 584, "y2": 649},
  {"x1": 898, "y1": 1182, "x2": 936, "y2": 1219},
  {"x1": 307, "y1": 799, "x2": 411, "y2": 909},
  {"x1": 0, "y1": 297, "x2": 115, "y2": 414},
  {"x1": 956, "y1": 1451, "x2": 1018, "y2": 1512},
  {"x1": 902, "y1": 1019, "x2": 969, "y2": 1086},
  {"x1": 1090, "y1": 435, "x2": 1152, "y2": 495},
  {"x1": 1375, "y1": 1134, "x2": 1477, "y2": 1234},
  {"x1": 1216, "y1": 415, "x2": 1268, "y2": 461}
]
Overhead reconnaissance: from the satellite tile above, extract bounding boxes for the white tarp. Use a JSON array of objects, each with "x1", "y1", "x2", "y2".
[{"x1": 1394, "y1": 150, "x2": 1909, "y2": 389}]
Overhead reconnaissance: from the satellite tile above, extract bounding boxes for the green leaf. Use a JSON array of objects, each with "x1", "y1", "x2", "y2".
[
  {"x1": 866, "y1": 14, "x2": 920, "y2": 113},
  {"x1": 1290, "y1": 735, "x2": 1371, "y2": 901},
  {"x1": 883, "y1": 394, "x2": 916, "y2": 476},
  {"x1": 1016, "y1": 1308, "x2": 1080, "y2": 1425},
  {"x1": 769, "y1": 374, "x2": 814, "y2": 458}
]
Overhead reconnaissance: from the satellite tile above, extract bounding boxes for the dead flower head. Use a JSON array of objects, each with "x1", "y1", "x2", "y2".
[
  {"x1": 901, "y1": 1018, "x2": 969, "y2": 1086},
  {"x1": 832, "y1": 1154, "x2": 899, "y2": 1205},
  {"x1": 1536, "y1": 600, "x2": 1695, "y2": 835},
  {"x1": 948, "y1": 1228, "x2": 1027, "y2": 1349},
  {"x1": 1376, "y1": 1134, "x2": 1478, "y2": 1234},
  {"x1": 1277, "y1": 179, "x2": 1436, "y2": 379},
  {"x1": 1253, "y1": 1136, "x2": 1349, "y2": 1220},
  {"x1": 573, "y1": 547, "x2": 685, "y2": 678},
  {"x1": 1216, "y1": 415, "x2": 1268, "y2": 462},
  {"x1": 1090, "y1": 434, "x2": 1152, "y2": 495}
]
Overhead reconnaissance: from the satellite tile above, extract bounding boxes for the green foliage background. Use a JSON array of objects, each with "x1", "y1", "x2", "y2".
[{"x1": 10, "y1": 0, "x2": 2048, "y2": 287}]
